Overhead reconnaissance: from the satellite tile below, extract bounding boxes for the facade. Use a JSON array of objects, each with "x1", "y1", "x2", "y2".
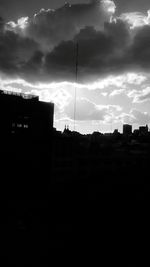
[
  {"x1": 0, "y1": 90, "x2": 54, "y2": 140},
  {"x1": 123, "y1": 124, "x2": 132, "y2": 136}
]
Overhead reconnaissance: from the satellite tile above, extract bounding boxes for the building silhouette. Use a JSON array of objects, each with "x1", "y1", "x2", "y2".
[
  {"x1": 139, "y1": 125, "x2": 148, "y2": 135},
  {"x1": 123, "y1": 124, "x2": 132, "y2": 136},
  {"x1": 0, "y1": 90, "x2": 54, "y2": 140}
]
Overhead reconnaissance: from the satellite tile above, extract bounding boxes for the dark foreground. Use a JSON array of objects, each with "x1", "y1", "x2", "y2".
[{"x1": 5, "y1": 136, "x2": 147, "y2": 263}]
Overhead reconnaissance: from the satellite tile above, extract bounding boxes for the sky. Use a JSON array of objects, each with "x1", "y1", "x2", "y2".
[{"x1": 0, "y1": 0, "x2": 150, "y2": 133}]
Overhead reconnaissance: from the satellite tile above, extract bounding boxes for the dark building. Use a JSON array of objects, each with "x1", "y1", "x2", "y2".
[
  {"x1": 113, "y1": 129, "x2": 119, "y2": 135},
  {"x1": 133, "y1": 129, "x2": 140, "y2": 137},
  {"x1": 123, "y1": 124, "x2": 132, "y2": 136},
  {"x1": 139, "y1": 125, "x2": 148, "y2": 135},
  {"x1": 0, "y1": 90, "x2": 54, "y2": 140}
]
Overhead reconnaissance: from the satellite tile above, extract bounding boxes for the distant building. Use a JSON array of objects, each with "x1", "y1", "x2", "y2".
[
  {"x1": 123, "y1": 124, "x2": 132, "y2": 136},
  {"x1": 0, "y1": 90, "x2": 54, "y2": 140},
  {"x1": 133, "y1": 129, "x2": 139, "y2": 137},
  {"x1": 139, "y1": 125, "x2": 148, "y2": 135},
  {"x1": 63, "y1": 125, "x2": 71, "y2": 135},
  {"x1": 113, "y1": 129, "x2": 119, "y2": 135},
  {"x1": 92, "y1": 131, "x2": 102, "y2": 140}
]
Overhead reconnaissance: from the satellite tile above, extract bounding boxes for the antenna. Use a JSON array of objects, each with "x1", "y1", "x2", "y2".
[{"x1": 74, "y1": 42, "x2": 78, "y2": 131}]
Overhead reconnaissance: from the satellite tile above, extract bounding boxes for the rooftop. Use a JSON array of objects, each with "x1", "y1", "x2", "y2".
[{"x1": 0, "y1": 89, "x2": 39, "y2": 100}]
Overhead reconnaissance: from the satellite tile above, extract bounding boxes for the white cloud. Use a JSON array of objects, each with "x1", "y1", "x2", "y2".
[
  {"x1": 131, "y1": 87, "x2": 150, "y2": 103},
  {"x1": 65, "y1": 97, "x2": 107, "y2": 121},
  {"x1": 50, "y1": 89, "x2": 72, "y2": 110},
  {"x1": 16, "y1": 17, "x2": 29, "y2": 29},
  {"x1": 118, "y1": 112, "x2": 135, "y2": 124},
  {"x1": 101, "y1": 92, "x2": 108, "y2": 96},
  {"x1": 127, "y1": 89, "x2": 138, "y2": 98},
  {"x1": 101, "y1": 0, "x2": 116, "y2": 15},
  {"x1": 86, "y1": 72, "x2": 147, "y2": 90},
  {"x1": 131, "y1": 109, "x2": 150, "y2": 124},
  {"x1": 6, "y1": 17, "x2": 29, "y2": 33},
  {"x1": 119, "y1": 10, "x2": 150, "y2": 29},
  {"x1": 64, "y1": 97, "x2": 122, "y2": 122},
  {"x1": 118, "y1": 109, "x2": 150, "y2": 125},
  {"x1": 29, "y1": 88, "x2": 72, "y2": 111},
  {"x1": 146, "y1": 10, "x2": 150, "y2": 24},
  {"x1": 125, "y1": 73, "x2": 147, "y2": 85},
  {"x1": 109, "y1": 89, "x2": 125, "y2": 97}
]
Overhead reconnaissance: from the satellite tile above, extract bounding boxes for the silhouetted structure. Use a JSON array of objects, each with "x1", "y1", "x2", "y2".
[
  {"x1": 139, "y1": 125, "x2": 148, "y2": 135},
  {"x1": 123, "y1": 124, "x2": 132, "y2": 136},
  {"x1": 133, "y1": 129, "x2": 140, "y2": 137},
  {"x1": 0, "y1": 90, "x2": 54, "y2": 140},
  {"x1": 3, "y1": 89, "x2": 148, "y2": 252}
]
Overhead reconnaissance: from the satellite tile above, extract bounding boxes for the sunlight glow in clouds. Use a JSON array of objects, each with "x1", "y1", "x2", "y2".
[
  {"x1": 101, "y1": 0, "x2": 116, "y2": 15},
  {"x1": 16, "y1": 17, "x2": 29, "y2": 29},
  {"x1": 7, "y1": 17, "x2": 29, "y2": 31},
  {"x1": 86, "y1": 73, "x2": 147, "y2": 90},
  {"x1": 1, "y1": 72, "x2": 146, "y2": 95},
  {"x1": 120, "y1": 10, "x2": 150, "y2": 29}
]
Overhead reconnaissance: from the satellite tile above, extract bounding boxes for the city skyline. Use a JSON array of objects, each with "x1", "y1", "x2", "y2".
[{"x1": 0, "y1": 0, "x2": 150, "y2": 133}]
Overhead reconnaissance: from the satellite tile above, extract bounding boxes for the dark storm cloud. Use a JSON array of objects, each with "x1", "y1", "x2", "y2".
[
  {"x1": 104, "y1": 19, "x2": 130, "y2": 47},
  {"x1": 44, "y1": 21, "x2": 150, "y2": 82},
  {"x1": 44, "y1": 20, "x2": 131, "y2": 82},
  {"x1": 0, "y1": 1, "x2": 150, "y2": 83},
  {"x1": 1, "y1": 0, "x2": 150, "y2": 22},
  {"x1": 44, "y1": 26, "x2": 114, "y2": 81},
  {"x1": 0, "y1": 18, "x2": 40, "y2": 77},
  {"x1": 0, "y1": 0, "x2": 115, "y2": 81},
  {"x1": 0, "y1": 0, "x2": 90, "y2": 21},
  {"x1": 24, "y1": 0, "x2": 111, "y2": 51},
  {"x1": 22, "y1": 50, "x2": 44, "y2": 72},
  {"x1": 0, "y1": 17, "x2": 4, "y2": 30},
  {"x1": 130, "y1": 25, "x2": 150, "y2": 69}
]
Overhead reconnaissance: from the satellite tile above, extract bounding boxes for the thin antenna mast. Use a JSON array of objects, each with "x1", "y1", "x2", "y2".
[{"x1": 74, "y1": 42, "x2": 78, "y2": 131}]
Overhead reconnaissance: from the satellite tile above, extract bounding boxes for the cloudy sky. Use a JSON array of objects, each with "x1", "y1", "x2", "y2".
[{"x1": 0, "y1": 0, "x2": 150, "y2": 133}]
